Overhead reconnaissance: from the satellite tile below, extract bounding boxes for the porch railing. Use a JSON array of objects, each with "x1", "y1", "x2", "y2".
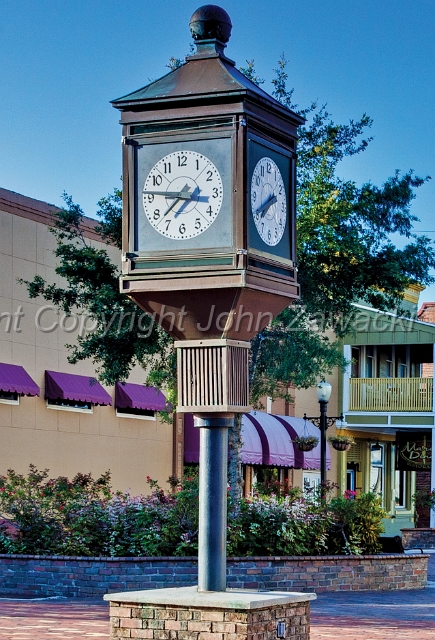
[{"x1": 349, "y1": 377, "x2": 433, "y2": 412}]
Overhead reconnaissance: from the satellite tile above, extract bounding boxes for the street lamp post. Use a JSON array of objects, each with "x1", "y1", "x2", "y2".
[{"x1": 304, "y1": 381, "x2": 344, "y2": 488}]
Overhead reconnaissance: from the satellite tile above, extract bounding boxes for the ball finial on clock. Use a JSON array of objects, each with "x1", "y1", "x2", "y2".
[{"x1": 189, "y1": 5, "x2": 232, "y2": 44}]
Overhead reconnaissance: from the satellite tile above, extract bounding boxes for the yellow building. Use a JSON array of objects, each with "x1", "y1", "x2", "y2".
[{"x1": 0, "y1": 187, "x2": 173, "y2": 495}]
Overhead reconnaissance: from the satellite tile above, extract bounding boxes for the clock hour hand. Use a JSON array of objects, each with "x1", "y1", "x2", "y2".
[
  {"x1": 255, "y1": 194, "x2": 277, "y2": 217},
  {"x1": 162, "y1": 197, "x2": 182, "y2": 218},
  {"x1": 144, "y1": 184, "x2": 193, "y2": 200}
]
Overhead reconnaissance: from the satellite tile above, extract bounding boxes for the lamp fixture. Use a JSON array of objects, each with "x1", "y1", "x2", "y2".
[{"x1": 316, "y1": 380, "x2": 332, "y2": 403}]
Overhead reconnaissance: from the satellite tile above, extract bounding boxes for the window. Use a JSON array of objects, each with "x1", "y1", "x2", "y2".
[
  {"x1": 365, "y1": 346, "x2": 376, "y2": 378},
  {"x1": 346, "y1": 468, "x2": 356, "y2": 492},
  {"x1": 398, "y1": 363, "x2": 408, "y2": 378},
  {"x1": 0, "y1": 389, "x2": 19, "y2": 405},
  {"x1": 395, "y1": 469, "x2": 408, "y2": 508},
  {"x1": 47, "y1": 398, "x2": 93, "y2": 412},
  {"x1": 116, "y1": 407, "x2": 156, "y2": 420},
  {"x1": 370, "y1": 444, "x2": 384, "y2": 501},
  {"x1": 303, "y1": 471, "x2": 321, "y2": 494},
  {"x1": 386, "y1": 359, "x2": 394, "y2": 378},
  {"x1": 351, "y1": 347, "x2": 360, "y2": 378}
]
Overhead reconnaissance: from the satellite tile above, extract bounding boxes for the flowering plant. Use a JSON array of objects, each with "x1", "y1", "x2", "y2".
[{"x1": 0, "y1": 466, "x2": 385, "y2": 557}]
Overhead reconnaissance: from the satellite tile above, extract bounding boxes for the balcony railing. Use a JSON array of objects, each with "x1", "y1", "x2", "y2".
[{"x1": 349, "y1": 377, "x2": 433, "y2": 412}]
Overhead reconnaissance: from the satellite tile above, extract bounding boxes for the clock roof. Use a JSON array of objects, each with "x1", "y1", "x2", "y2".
[{"x1": 112, "y1": 54, "x2": 305, "y2": 127}]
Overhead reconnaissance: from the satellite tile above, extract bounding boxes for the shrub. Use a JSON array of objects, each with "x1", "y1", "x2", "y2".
[
  {"x1": 328, "y1": 491, "x2": 386, "y2": 555},
  {"x1": 0, "y1": 466, "x2": 385, "y2": 557}
]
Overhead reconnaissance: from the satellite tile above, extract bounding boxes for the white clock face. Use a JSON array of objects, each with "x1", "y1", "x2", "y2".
[
  {"x1": 142, "y1": 150, "x2": 223, "y2": 240},
  {"x1": 251, "y1": 157, "x2": 287, "y2": 247}
]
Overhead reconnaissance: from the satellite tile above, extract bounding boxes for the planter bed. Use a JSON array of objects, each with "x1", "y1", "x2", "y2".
[{"x1": 0, "y1": 553, "x2": 428, "y2": 598}]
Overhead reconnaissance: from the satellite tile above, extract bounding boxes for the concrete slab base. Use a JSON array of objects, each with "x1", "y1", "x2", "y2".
[{"x1": 104, "y1": 586, "x2": 316, "y2": 640}]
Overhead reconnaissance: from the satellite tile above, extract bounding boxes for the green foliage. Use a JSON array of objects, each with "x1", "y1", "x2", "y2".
[
  {"x1": 227, "y1": 491, "x2": 331, "y2": 557},
  {"x1": 328, "y1": 434, "x2": 355, "y2": 444},
  {"x1": 0, "y1": 465, "x2": 112, "y2": 555},
  {"x1": 0, "y1": 467, "x2": 385, "y2": 558},
  {"x1": 413, "y1": 488, "x2": 435, "y2": 511},
  {"x1": 327, "y1": 492, "x2": 386, "y2": 555},
  {"x1": 238, "y1": 60, "x2": 264, "y2": 86}
]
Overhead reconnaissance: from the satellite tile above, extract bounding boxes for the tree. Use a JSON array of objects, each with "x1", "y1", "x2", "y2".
[
  {"x1": 21, "y1": 56, "x2": 434, "y2": 502},
  {"x1": 247, "y1": 55, "x2": 434, "y2": 406},
  {"x1": 20, "y1": 190, "x2": 176, "y2": 403}
]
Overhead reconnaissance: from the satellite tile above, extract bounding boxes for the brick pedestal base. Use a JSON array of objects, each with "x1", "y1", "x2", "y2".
[{"x1": 104, "y1": 586, "x2": 316, "y2": 640}]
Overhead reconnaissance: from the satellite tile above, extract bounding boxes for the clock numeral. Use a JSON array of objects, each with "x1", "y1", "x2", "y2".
[
  {"x1": 179, "y1": 223, "x2": 186, "y2": 235},
  {"x1": 195, "y1": 218, "x2": 201, "y2": 230},
  {"x1": 153, "y1": 209, "x2": 160, "y2": 220},
  {"x1": 279, "y1": 184, "x2": 283, "y2": 195},
  {"x1": 282, "y1": 202, "x2": 285, "y2": 211},
  {"x1": 165, "y1": 220, "x2": 171, "y2": 231},
  {"x1": 152, "y1": 175, "x2": 163, "y2": 186},
  {"x1": 255, "y1": 175, "x2": 261, "y2": 186},
  {"x1": 260, "y1": 165, "x2": 265, "y2": 177},
  {"x1": 206, "y1": 170, "x2": 213, "y2": 182},
  {"x1": 196, "y1": 159, "x2": 200, "y2": 170},
  {"x1": 212, "y1": 187, "x2": 219, "y2": 198},
  {"x1": 206, "y1": 206, "x2": 213, "y2": 216},
  {"x1": 177, "y1": 154, "x2": 187, "y2": 167},
  {"x1": 252, "y1": 191, "x2": 257, "y2": 202},
  {"x1": 266, "y1": 162, "x2": 271, "y2": 174},
  {"x1": 146, "y1": 194, "x2": 154, "y2": 203},
  {"x1": 275, "y1": 228, "x2": 278, "y2": 238},
  {"x1": 268, "y1": 230, "x2": 271, "y2": 241},
  {"x1": 163, "y1": 162, "x2": 171, "y2": 174}
]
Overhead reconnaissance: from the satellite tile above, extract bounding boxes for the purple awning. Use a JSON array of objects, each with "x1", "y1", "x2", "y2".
[
  {"x1": 45, "y1": 370, "x2": 111, "y2": 406},
  {"x1": 115, "y1": 382, "x2": 168, "y2": 411},
  {"x1": 272, "y1": 415, "x2": 331, "y2": 470},
  {"x1": 0, "y1": 363, "x2": 40, "y2": 396},
  {"x1": 183, "y1": 411, "x2": 331, "y2": 470}
]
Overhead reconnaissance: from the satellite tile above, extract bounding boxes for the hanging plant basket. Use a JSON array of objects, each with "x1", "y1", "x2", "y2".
[
  {"x1": 293, "y1": 436, "x2": 319, "y2": 452},
  {"x1": 328, "y1": 435, "x2": 355, "y2": 452},
  {"x1": 331, "y1": 441, "x2": 352, "y2": 451}
]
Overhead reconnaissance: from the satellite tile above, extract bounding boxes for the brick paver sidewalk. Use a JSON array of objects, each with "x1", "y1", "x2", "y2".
[
  {"x1": 311, "y1": 586, "x2": 435, "y2": 639},
  {"x1": 0, "y1": 584, "x2": 434, "y2": 640},
  {"x1": 0, "y1": 598, "x2": 108, "y2": 639}
]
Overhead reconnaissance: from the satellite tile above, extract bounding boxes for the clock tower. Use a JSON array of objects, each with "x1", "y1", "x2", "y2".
[
  {"x1": 112, "y1": 5, "x2": 304, "y2": 348},
  {"x1": 112, "y1": 4, "x2": 305, "y2": 594}
]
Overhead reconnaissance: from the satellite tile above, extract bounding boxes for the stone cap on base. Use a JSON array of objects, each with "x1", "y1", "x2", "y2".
[{"x1": 104, "y1": 585, "x2": 316, "y2": 609}]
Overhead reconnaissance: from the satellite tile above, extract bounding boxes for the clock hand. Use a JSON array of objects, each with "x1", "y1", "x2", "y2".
[
  {"x1": 162, "y1": 197, "x2": 182, "y2": 218},
  {"x1": 255, "y1": 194, "x2": 277, "y2": 217},
  {"x1": 144, "y1": 185, "x2": 193, "y2": 200}
]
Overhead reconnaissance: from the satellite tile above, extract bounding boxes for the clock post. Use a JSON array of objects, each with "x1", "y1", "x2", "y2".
[{"x1": 106, "y1": 9, "x2": 315, "y2": 640}]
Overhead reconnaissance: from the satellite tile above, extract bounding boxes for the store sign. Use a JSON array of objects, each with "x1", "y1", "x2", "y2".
[{"x1": 396, "y1": 430, "x2": 432, "y2": 471}]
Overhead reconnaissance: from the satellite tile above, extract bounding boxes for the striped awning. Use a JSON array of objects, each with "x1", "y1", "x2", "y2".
[{"x1": 184, "y1": 411, "x2": 330, "y2": 470}]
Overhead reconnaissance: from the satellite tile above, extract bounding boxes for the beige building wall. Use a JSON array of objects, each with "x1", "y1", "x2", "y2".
[{"x1": 0, "y1": 189, "x2": 173, "y2": 495}]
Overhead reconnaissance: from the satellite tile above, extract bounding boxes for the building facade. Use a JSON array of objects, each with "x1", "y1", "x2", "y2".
[
  {"x1": 338, "y1": 295, "x2": 435, "y2": 534},
  {"x1": 0, "y1": 188, "x2": 173, "y2": 495}
]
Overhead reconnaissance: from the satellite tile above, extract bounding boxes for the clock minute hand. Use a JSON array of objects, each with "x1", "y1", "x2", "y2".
[
  {"x1": 144, "y1": 185, "x2": 193, "y2": 200},
  {"x1": 256, "y1": 194, "x2": 277, "y2": 217}
]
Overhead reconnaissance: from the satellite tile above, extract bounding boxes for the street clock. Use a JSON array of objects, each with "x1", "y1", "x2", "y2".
[{"x1": 112, "y1": 5, "x2": 304, "y2": 343}]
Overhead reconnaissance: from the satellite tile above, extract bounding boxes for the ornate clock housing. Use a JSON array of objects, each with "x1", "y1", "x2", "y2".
[{"x1": 112, "y1": 11, "x2": 303, "y2": 342}]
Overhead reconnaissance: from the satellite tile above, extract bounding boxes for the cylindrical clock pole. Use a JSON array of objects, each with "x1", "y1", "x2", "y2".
[{"x1": 195, "y1": 414, "x2": 234, "y2": 592}]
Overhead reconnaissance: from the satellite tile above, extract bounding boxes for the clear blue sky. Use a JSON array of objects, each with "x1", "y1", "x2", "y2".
[{"x1": 2, "y1": 0, "x2": 435, "y2": 302}]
